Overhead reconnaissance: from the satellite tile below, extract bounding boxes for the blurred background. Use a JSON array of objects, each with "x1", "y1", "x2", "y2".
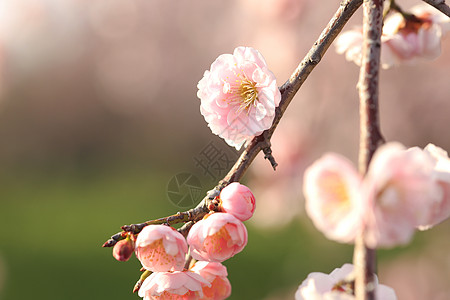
[{"x1": 0, "y1": 0, "x2": 449, "y2": 299}]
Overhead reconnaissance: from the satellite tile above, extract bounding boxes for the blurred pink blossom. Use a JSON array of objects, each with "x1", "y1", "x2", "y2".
[
  {"x1": 187, "y1": 212, "x2": 248, "y2": 262},
  {"x1": 418, "y1": 143, "x2": 450, "y2": 230},
  {"x1": 336, "y1": 4, "x2": 450, "y2": 69},
  {"x1": 219, "y1": 182, "x2": 256, "y2": 221},
  {"x1": 138, "y1": 270, "x2": 209, "y2": 300},
  {"x1": 295, "y1": 263, "x2": 397, "y2": 300},
  {"x1": 135, "y1": 225, "x2": 188, "y2": 272},
  {"x1": 303, "y1": 142, "x2": 449, "y2": 248},
  {"x1": 197, "y1": 46, "x2": 281, "y2": 150},
  {"x1": 303, "y1": 153, "x2": 363, "y2": 243},
  {"x1": 363, "y1": 143, "x2": 442, "y2": 248},
  {"x1": 190, "y1": 261, "x2": 232, "y2": 300}
]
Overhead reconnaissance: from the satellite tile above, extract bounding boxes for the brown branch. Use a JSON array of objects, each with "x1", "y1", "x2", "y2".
[
  {"x1": 354, "y1": 0, "x2": 384, "y2": 299},
  {"x1": 102, "y1": 0, "x2": 364, "y2": 248},
  {"x1": 222, "y1": 0, "x2": 364, "y2": 184},
  {"x1": 423, "y1": 0, "x2": 450, "y2": 18}
]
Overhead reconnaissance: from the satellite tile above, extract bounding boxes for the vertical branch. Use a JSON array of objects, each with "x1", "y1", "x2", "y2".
[{"x1": 354, "y1": 0, "x2": 384, "y2": 299}]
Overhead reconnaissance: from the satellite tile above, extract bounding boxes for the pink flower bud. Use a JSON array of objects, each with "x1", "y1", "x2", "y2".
[
  {"x1": 112, "y1": 236, "x2": 135, "y2": 262},
  {"x1": 295, "y1": 264, "x2": 397, "y2": 300},
  {"x1": 219, "y1": 182, "x2": 256, "y2": 221},
  {"x1": 187, "y1": 213, "x2": 248, "y2": 262},
  {"x1": 135, "y1": 225, "x2": 188, "y2": 272},
  {"x1": 191, "y1": 261, "x2": 232, "y2": 300},
  {"x1": 138, "y1": 270, "x2": 209, "y2": 300}
]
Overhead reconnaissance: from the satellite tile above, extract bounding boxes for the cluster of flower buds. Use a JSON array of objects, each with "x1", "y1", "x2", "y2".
[
  {"x1": 111, "y1": 182, "x2": 255, "y2": 299},
  {"x1": 303, "y1": 142, "x2": 450, "y2": 248}
]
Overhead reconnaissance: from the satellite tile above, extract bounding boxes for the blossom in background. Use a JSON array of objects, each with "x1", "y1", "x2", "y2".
[
  {"x1": 295, "y1": 263, "x2": 397, "y2": 300},
  {"x1": 363, "y1": 143, "x2": 442, "y2": 248},
  {"x1": 187, "y1": 212, "x2": 248, "y2": 262},
  {"x1": 336, "y1": 4, "x2": 450, "y2": 69},
  {"x1": 303, "y1": 153, "x2": 363, "y2": 243},
  {"x1": 302, "y1": 142, "x2": 450, "y2": 248},
  {"x1": 218, "y1": 182, "x2": 256, "y2": 221},
  {"x1": 190, "y1": 261, "x2": 232, "y2": 300},
  {"x1": 197, "y1": 46, "x2": 281, "y2": 150},
  {"x1": 138, "y1": 270, "x2": 209, "y2": 300},
  {"x1": 135, "y1": 225, "x2": 188, "y2": 272},
  {"x1": 418, "y1": 143, "x2": 450, "y2": 230}
]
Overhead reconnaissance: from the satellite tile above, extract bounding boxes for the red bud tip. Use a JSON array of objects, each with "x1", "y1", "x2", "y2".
[{"x1": 112, "y1": 238, "x2": 135, "y2": 262}]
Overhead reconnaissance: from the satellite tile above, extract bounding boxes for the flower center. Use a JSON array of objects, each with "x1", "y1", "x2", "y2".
[
  {"x1": 224, "y1": 74, "x2": 258, "y2": 113},
  {"x1": 237, "y1": 78, "x2": 258, "y2": 111}
]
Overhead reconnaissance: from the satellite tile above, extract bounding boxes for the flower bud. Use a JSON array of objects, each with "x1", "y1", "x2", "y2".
[
  {"x1": 112, "y1": 236, "x2": 135, "y2": 262},
  {"x1": 191, "y1": 261, "x2": 232, "y2": 300},
  {"x1": 187, "y1": 212, "x2": 248, "y2": 262},
  {"x1": 219, "y1": 182, "x2": 256, "y2": 221},
  {"x1": 138, "y1": 270, "x2": 209, "y2": 299},
  {"x1": 135, "y1": 225, "x2": 188, "y2": 272}
]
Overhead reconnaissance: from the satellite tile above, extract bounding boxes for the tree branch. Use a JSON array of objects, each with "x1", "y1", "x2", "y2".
[
  {"x1": 102, "y1": 0, "x2": 364, "y2": 247},
  {"x1": 354, "y1": 0, "x2": 384, "y2": 299},
  {"x1": 423, "y1": 0, "x2": 450, "y2": 18}
]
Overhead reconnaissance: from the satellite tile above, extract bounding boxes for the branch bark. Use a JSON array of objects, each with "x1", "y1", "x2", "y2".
[
  {"x1": 354, "y1": 0, "x2": 384, "y2": 299},
  {"x1": 103, "y1": 0, "x2": 364, "y2": 247},
  {"x1": 423, "y1": 0, "x2": 450, "y2": 18}
]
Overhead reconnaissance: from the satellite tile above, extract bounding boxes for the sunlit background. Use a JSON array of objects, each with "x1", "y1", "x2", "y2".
[{"x1": 0, "y1": 0, "x2": 449, "y2": 299}]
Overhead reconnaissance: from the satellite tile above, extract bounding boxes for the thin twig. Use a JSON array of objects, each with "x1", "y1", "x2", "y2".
[
  {"x1": 221, "y1": 0, "x2": 364, "y2": 185},
  {"x1": 103, "y1": 0, "x2": 364, "y2": 248},
  {"x1": 423, "y1": 0, "x2": 450, "y2": 18},
  {"x1": 354, "y1": 0, "x2": 384, "y2": 299}
]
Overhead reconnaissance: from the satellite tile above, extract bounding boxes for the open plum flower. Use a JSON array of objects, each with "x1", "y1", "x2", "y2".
[
  {"x1": 197, "y1": 46, "x2": 281, "y2": 150},
  {"x1": 418, "y1": 144, "x2": 450, "y2": 230},
  {"x1": 135, "y1": 225, "x2": 188, "y2": 272},
  {"x1": 190, "y1": 261, "x2": 232, "y2": 300},
  {"x1": 303, "y1": 153, "x2": 363, "y2": 243},
  {"x1": 295, "y1": 263, "x2": 397, "y2": 300},
  {"x1": 138, "y1": 270, "x2": 209, "y2": 300},
  {"x1": 363, "y1": 143, "x2": 443, "y2": 248},
  {"x1": 303, "y1": 142, "x2": 450, "y2": 248},
  {"x1": 336, "y1": 4, "x2": 450, "y2": 69},
  {"x1": 187, "y1": 212, "x2": 248, "y2": 262}
]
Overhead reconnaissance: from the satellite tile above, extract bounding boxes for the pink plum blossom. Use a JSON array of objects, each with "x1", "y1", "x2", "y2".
[
  {"x1": 336, "y1": 4, "x2": 450, "y2": 69},
  {"x1": 418, "y1": 143, "x2": 450, "y2": 230},
  {"x1": 190, "y1": 261, "x2": 232, "y2": 300},
  {"x1": 186, "y1": 212, "x2": 248, "y2": 262},
  {"x1": 135, "y1": 225, "x2": 188, "y2": 272},
  {"x1": 363, "y1": 143, "x2": 443, "y2": 248},
  {"x1": 295, "y1": 263, "x2": 397, "y2": 300},
  {"x1": 138, "y1": 270, "x2": 209, "y2": 300},
  {"x1": 303, "y1": 142, "x2": 449, "y2": 248},
  {"x1": 197, "y1": 46, "x2": 281, "y2": 150},
  {"x1": 219, "y1": 182, "x2": 256, "y2": 221},
  {"x1": 303, "y1": 153, "x2": 363, "y2": 243}
]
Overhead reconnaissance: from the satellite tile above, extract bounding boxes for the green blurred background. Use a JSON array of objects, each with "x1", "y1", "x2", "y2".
[{"x1": 0, "y1": 0, "x2": 449, "y2": 299}]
